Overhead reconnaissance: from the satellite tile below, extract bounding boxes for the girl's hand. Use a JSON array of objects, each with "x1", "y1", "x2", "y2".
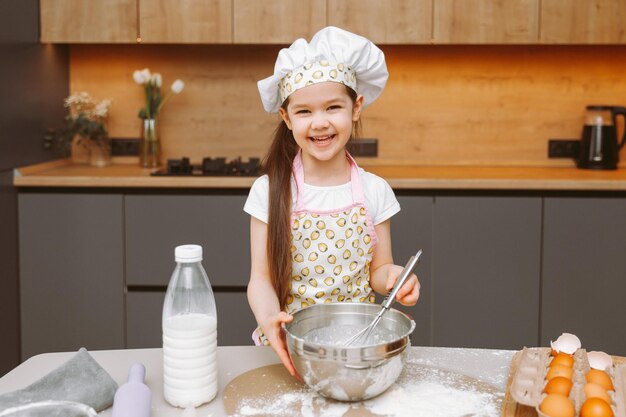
[
  {"x1": 259, "y1": 312, "x2": 302, "y2": 381},
  {"x1": 385, "y1": 264, "x2": 420, "y2": 306}
]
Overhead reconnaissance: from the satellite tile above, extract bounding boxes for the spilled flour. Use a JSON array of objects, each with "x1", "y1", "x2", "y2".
[
  {"x1": 229, "y1": 362, "x2": 502, "y2": 417},
  {"x1": 365, "y1": 366, "x2": 500, "y2": 417}
]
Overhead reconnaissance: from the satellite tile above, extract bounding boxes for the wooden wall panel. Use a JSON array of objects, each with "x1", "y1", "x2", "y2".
[
  {"x1": 541, "y1": 0, "x2": 626, "y2": 44},
  {"x1": 371, "y1": 45, "x2": 626, "y2": 166},
  {"x1": 69, "y1": 44, "x2": 626, "y2": 167},
  {"x1": 70, "y1": 45, "x2": 281, "y2": 162}
]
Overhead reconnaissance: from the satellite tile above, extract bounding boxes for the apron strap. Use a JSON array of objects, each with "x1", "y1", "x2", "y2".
[{"x1": 346, "y1": 152, "x2": 365, "y2": 205}]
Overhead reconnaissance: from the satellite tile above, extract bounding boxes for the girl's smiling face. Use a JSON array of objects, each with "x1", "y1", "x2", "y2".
[{"x1": 279, "y1": 82, "x2": 363, "y2": 166}]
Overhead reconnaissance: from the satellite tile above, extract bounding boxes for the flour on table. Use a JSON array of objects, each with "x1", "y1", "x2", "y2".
[
  {"x1": 405, "y1": 347, "x2": 514, "y2": 389},
  {"x1": 235, "y1": 391, "x2": 347, "y2": 417},
  {"x1": 365, "y1": 364, "x2": 501, "y2": 416},
  {"x1": 228, "y1": 362, "x2": 502, "y2": 417}
]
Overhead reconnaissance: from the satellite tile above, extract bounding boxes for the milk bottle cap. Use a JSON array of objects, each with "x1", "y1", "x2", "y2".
[{"x1": 175, "y1": 244, "x2": 203, "y2": 263}]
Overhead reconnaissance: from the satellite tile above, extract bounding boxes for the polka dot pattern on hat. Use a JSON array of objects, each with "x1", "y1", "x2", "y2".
[
  {"x1": 278, "y1": 60, "x2": 357, "y2": 104},
  {"x1": 257, "y1": 26, "x2": 388, "y2": 113}
]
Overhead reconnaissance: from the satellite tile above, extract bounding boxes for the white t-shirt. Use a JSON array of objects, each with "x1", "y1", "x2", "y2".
[{"x1": 244, "y1": 168, "x2": 400, "y2": 225}]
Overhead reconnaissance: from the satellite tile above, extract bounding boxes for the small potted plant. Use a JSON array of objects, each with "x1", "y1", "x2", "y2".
[{"x1": 54, "y1": 92, "x2": 112, "y2": 166}]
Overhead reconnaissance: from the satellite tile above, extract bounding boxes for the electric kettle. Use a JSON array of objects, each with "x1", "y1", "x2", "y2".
[{"x1": 577, "y1": 105, "x2": 626, "y2": 170}]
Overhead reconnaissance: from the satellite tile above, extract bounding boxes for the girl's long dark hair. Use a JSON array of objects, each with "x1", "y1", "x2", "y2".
[{"x1": 262, "y1": 86, "x2": 360, "y2": 310}]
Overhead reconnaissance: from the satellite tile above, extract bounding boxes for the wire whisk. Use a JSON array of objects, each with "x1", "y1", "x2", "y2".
[{"x1": 343, "y1": 249, "x2": 423, "y2": 346}]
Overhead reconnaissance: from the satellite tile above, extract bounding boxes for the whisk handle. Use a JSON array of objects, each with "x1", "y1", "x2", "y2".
[{"x1": 382, "y1": 249, "x2": 422, "y2": 310}]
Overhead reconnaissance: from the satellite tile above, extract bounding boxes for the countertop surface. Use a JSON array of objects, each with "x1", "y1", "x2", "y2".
[
  {"x1": 13, "y1": 159, "x2": 626, "y2": 190},
  {"x1": 0, "y1": 346, "x2": 515, "y2": 416}
]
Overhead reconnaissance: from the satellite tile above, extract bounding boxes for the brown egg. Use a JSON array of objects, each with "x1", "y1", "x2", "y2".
[
  {"x1": 584, "y1": 383, "x2": 612, "y2": 405},
  {"x1": 580, "y1": 397, "x2": 614, "y2": 417},
  {"x1": 586, "y1": 369, "x2": 614, "y2": 391},
  {"x1": 550, "y1": 352, "x2": 575, "y2": 368},
  {"x1": 546, "y1": 364, "x2": 574, "y2": 381},
  {"x1": 539, "y1": 394, "x2": 575, "y2": 417},
  {"x1": 544, "y1": 376, "x2": 573, "y2": 396}
]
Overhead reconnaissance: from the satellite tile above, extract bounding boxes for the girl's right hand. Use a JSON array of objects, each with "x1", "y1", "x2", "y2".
[{"x1": 259, "y1": 311, "x2": 302, "y2": 381}]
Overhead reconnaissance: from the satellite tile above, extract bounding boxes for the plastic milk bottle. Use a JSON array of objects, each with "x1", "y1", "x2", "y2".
[{"x1": 162, "y1": 244, "x2": 218, "y2": 408}]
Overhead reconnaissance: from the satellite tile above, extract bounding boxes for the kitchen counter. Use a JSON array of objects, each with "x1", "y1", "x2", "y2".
[
  {"x1": 13, "y1": 158, "x2": 626, "y2": 190},
  {"x1": 0, "y1": 346, "x2": 515, "y2": 416}
]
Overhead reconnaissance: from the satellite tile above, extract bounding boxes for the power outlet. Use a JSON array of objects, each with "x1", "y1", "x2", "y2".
[
  {"x1": 548, "y1": 139, "x2": 580, "y2": 158},
  {"x1": 111, "y1": 138, "x2": 140, "y2": 156},
  {"x1": 348, "y1": 138, "x2": 378, "y2": 157}
]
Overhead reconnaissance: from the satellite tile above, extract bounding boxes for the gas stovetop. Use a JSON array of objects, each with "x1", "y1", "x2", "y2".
[{"x1": 151, "y1": 157, "x2": 262, "y2": 177}]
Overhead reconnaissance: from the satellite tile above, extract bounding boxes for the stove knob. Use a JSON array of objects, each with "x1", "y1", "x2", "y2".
[
  {"x1": 167, "y1": 159, "x2": 181, "y2": 174},
  {"x1": 181, "y1": 157, "x2": 192, "y2": 174}
]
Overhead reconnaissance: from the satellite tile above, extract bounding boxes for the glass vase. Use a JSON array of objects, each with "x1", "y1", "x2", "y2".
[
  {"x1": 71, "y1": 134, "x2": 90, "y2": 164},
  {"x1": 89, "y1": 137, "x2": 112, "y2": 167},
  {"x1": 140, "y1": 118, "x2": 161, "y2": 168}
]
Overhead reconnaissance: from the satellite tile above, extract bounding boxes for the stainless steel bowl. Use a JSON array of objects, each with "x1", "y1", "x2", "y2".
[{"x1": 284, "y1": 303, "x2": 416, "y2": 402}]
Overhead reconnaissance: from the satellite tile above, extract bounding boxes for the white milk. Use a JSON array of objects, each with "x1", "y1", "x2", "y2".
[{"x1": 162, "y1": 313, "x2": 218, "y2": 407}]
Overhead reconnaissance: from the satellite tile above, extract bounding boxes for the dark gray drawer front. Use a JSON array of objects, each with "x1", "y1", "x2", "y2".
[
  {"x1": 125, "y1": 195, "x2": 250, "y2": 287},
  {"x1": 19, "y1": 193, "x2": 125, "y2": 359},
  {"x1": 432, "y1": 196, "x2": 542, "y2": 350},
  {"x1": 542, "y1": 197, "x2": 626, "y2": 356}
]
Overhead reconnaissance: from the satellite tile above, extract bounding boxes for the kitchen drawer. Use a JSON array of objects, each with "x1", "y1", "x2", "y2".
[
  {"x1": 126, "y1": 291, "x2": 257, "y2": 348},
  {"x1": 432, "y1": 196, "x2": 542, "y2": 350},
  {"x1": 19, "y1": 193, "x2": 125, "y2": 359},
  {"x1": 542, "y1": 197, "x2": 626, "y2": 356},
  {"x1": 125, "y1": 194, "x2": 250, "y2": 287}
]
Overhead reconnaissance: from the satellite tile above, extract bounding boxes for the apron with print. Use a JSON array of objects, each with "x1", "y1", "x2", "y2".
[{"x1": 254, "y1": 151, "x2": 378, "y2": 346}]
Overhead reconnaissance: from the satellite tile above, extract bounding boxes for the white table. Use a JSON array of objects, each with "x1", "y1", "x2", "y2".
[{"x1": 0, "y1": 346, "x2": 515, "y2": 416}]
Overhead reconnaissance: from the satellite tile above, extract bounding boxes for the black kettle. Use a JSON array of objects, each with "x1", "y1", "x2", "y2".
[{"x1": 578, "y1": 105, "x2": 626, "y2": 170}]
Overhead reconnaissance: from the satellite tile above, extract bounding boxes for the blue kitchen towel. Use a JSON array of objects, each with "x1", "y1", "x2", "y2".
[{"x1": 0, "y1": 347, "x2": 118, "y2": 416}]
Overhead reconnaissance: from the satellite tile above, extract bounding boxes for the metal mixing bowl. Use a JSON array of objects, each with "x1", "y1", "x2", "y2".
[{"x1": 284, "y1": 303, "x2": 416, "y2": 402}]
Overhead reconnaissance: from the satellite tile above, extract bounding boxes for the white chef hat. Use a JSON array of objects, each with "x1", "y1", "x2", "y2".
[{"x1": 257, "y1": 26, "x2": 388, "y2": 113}]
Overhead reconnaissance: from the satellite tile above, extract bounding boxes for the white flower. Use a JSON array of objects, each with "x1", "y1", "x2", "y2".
[
  {"x1": 133, "y1": 68, "x2": 152, "y2": 84},
  {"x1": 93, "y1": 99, "x2": 112, "y2": 118},
  {"x1": 64, "y1": 92, "x2": 91, "y2": 108},
  {"x1": 134, "y1": 68, "x2": 184, "y2": 119},
  {"x1": 152, "y1": 73, "x2": 162, "y2": 88},
  {"x1": 64, "y1": 92, "x2": 111, "y2": 121},
  {"x1": 171, "y1": 79, "x2": 185, "y2": 94},
  {"x1": 139, "y1": 68, "x2": 151, "y2": 83},
  {"x1": 133, "y1": 70, "x2": 144, "y2": 85}
]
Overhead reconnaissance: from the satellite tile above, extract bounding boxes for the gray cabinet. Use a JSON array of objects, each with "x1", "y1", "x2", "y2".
[
  {"x1": 432, "y1": 196, "x2": 542, "y2": 350},
  {"x1": 18, "y1": 193, "x2": 125, "y2": 359},
  {"x1": 125, "y1": 194, "x2": 256, "y2": 347},
  {"x1": 125, "y1": 195, "x2": 250, "y2": 287},
  {"x1": 542, "y1": 197, "x2": 626, "y2": 356},
  {"x1": 18, "y1": 190, "x2": 626, "y2": 356},
  {"x1": 126, "y1": 291, "x2": 257, "y2": 347},
  {"x1": 390, "y1": 195, "x2": 434, "y2": 347}
]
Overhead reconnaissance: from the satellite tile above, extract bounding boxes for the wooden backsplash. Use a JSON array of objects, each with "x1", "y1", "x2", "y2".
[{"x1": 70, "y1": 44, "x2": 626, "y2": 167}]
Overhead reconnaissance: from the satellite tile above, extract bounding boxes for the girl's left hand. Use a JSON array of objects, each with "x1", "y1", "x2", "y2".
[{"x1": 385, "y1": 265, "x2": 420, "y2": 306}]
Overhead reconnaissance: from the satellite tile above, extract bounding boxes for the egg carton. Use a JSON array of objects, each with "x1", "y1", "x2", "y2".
[{"x1": 510, "y1": 347, "x2": 626, "y2": 417}]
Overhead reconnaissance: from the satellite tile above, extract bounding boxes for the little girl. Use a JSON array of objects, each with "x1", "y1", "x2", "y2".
[{"x1": 244, "y1": 26, "x2": 420, "y2": 377}]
